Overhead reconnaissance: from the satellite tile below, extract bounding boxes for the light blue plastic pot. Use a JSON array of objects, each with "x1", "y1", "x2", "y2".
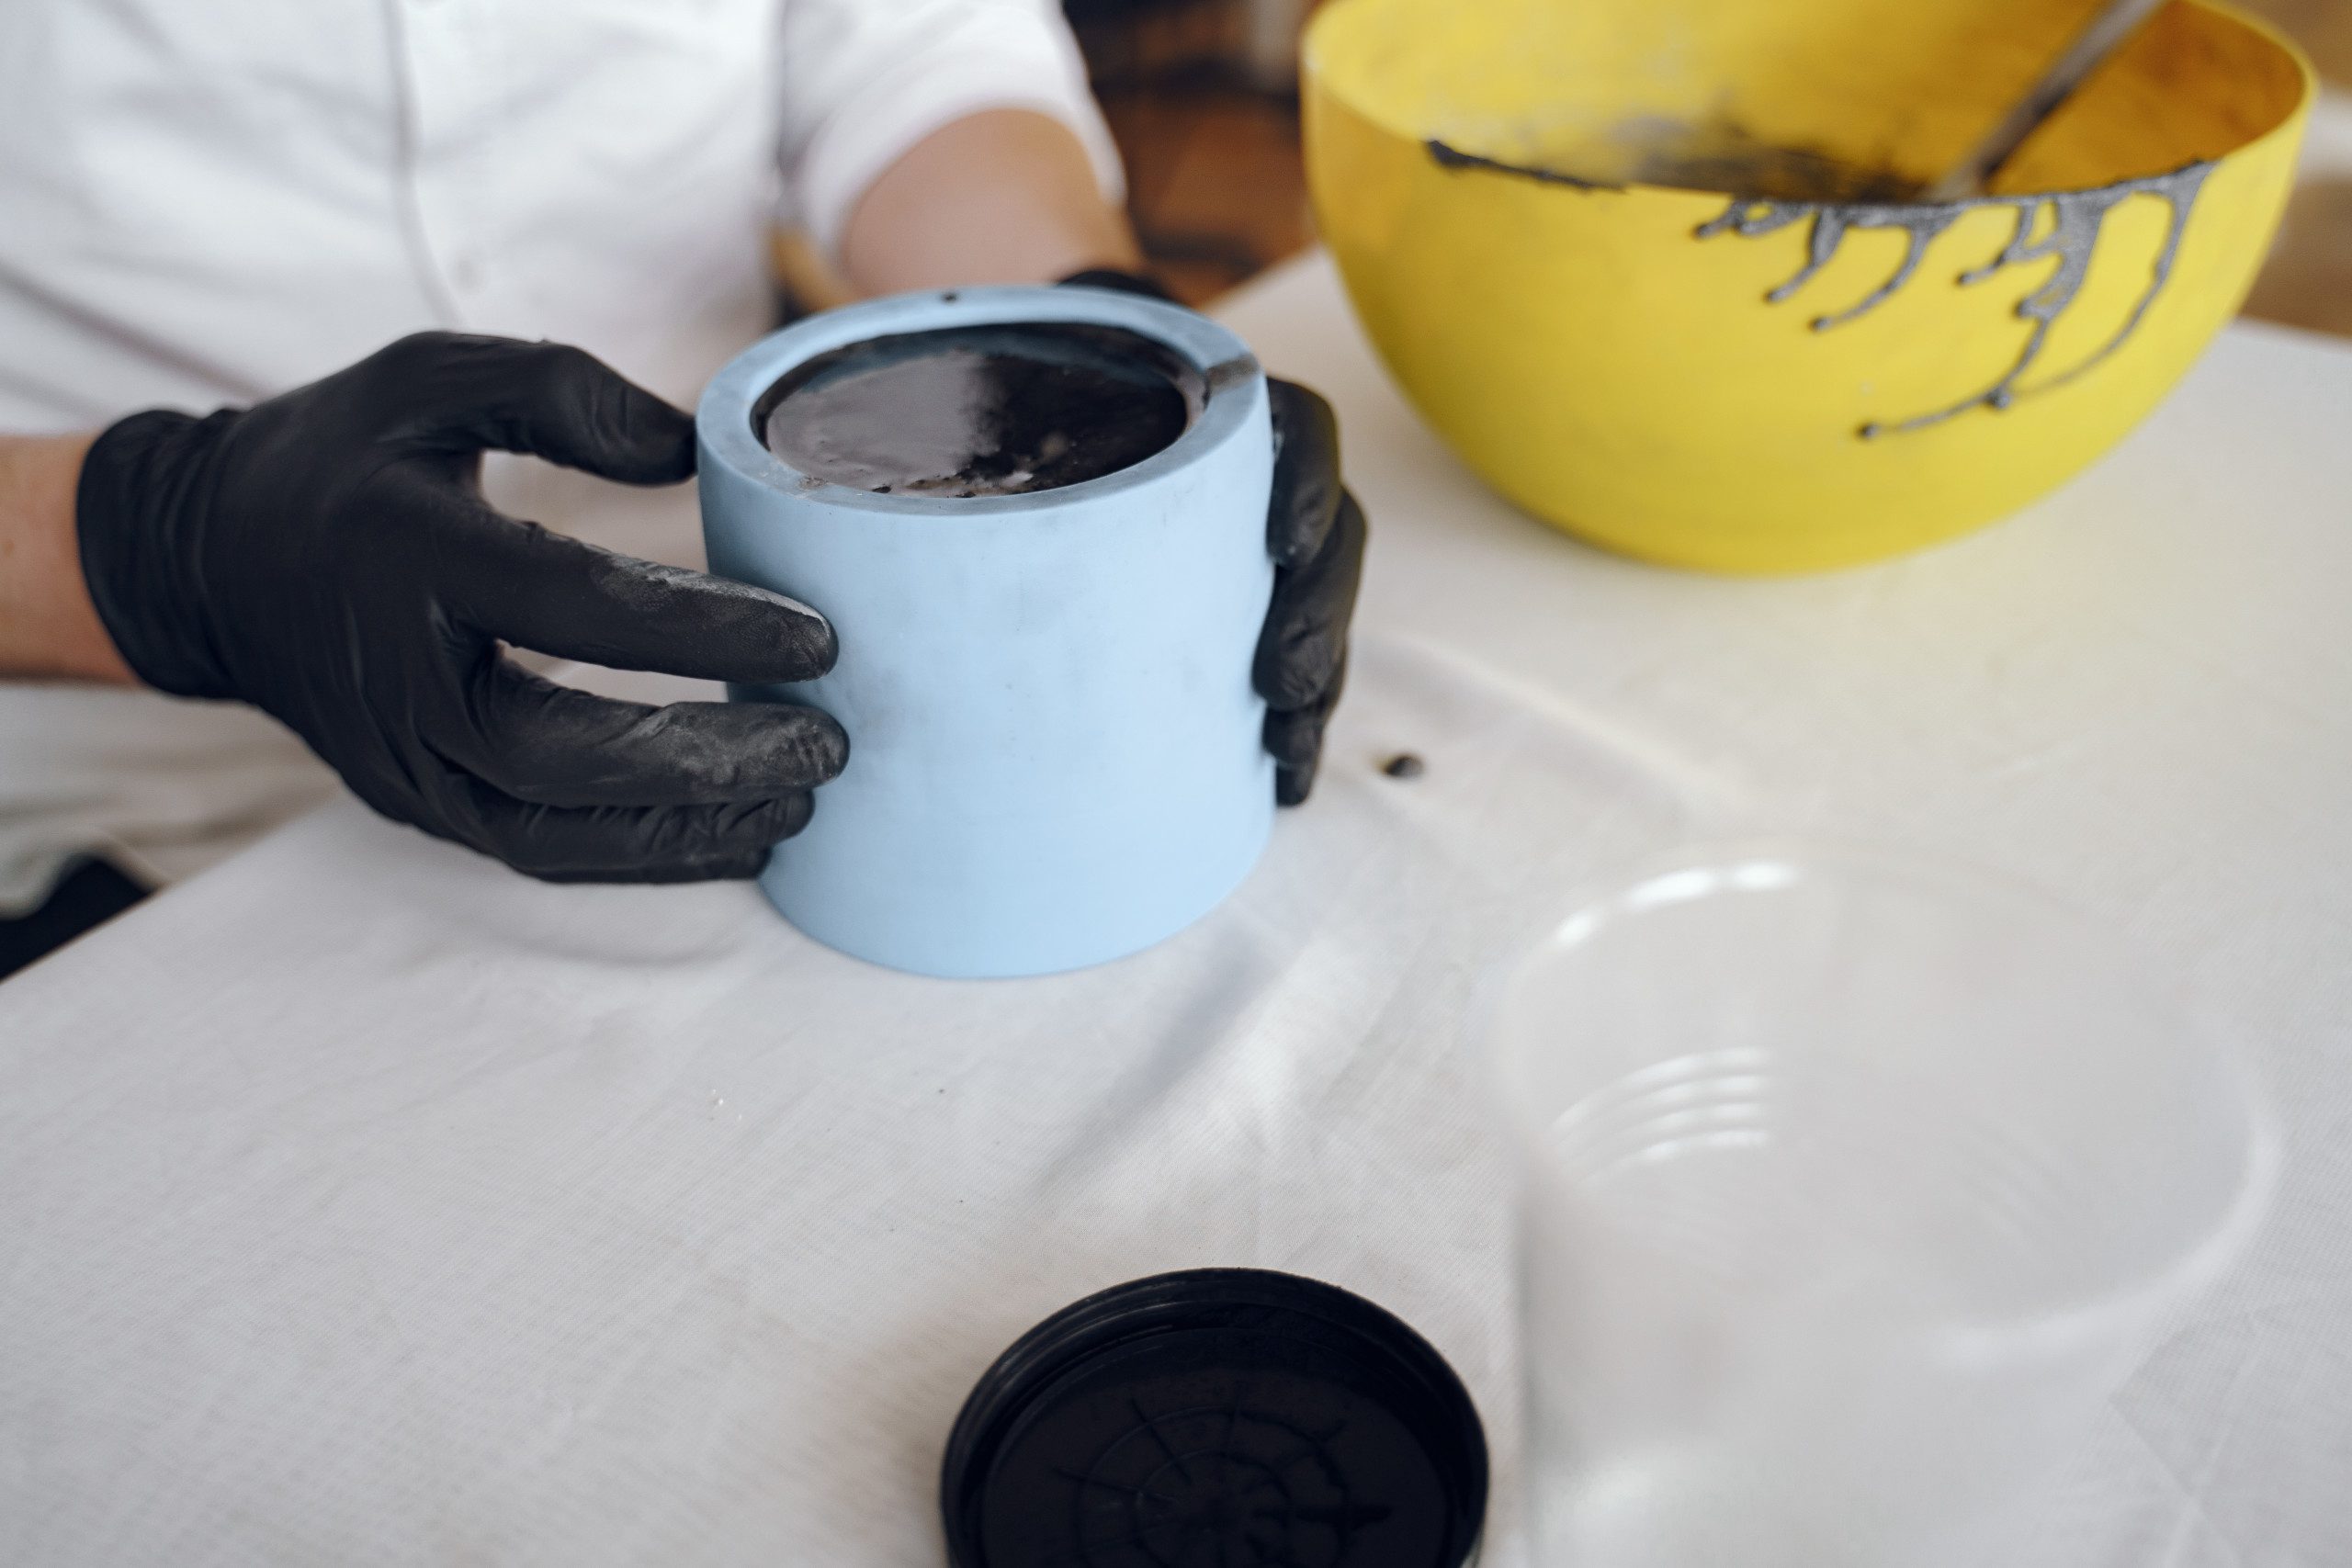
[{"x1": 697, "y1": 286, "x2": 1276, "y2": 978}]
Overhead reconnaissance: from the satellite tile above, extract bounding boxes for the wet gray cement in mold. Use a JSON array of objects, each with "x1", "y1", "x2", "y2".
[
  {"x1": 757, "y1": 321, "x2": 1204, "y2": 496},
  {"x1": 1696, "y1": 161, "x2": 2214, "y2": 436}
]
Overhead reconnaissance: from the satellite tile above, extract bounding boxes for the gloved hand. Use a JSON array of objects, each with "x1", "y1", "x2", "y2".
[
  {"x1": 1061, "y1": 270, "x2": 1365, "y2": 805},
  {"x1": 75, "y1": 333, "x2": 847, "y2": 883}
]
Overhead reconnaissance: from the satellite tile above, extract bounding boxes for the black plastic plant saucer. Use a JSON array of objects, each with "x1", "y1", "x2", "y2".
[{"x1": 941, "y1": 1268, "x2": 1488, "y2": 1568}]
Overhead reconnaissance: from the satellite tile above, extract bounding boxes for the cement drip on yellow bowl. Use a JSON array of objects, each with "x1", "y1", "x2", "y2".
[{"x1": 1304, "y1": 0, "x2": 2315, "y2": 571}]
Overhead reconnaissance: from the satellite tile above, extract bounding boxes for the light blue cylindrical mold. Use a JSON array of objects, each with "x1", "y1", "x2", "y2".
[{"x1": 697, "y1": 286, "x2": 1276, "y2": 978}]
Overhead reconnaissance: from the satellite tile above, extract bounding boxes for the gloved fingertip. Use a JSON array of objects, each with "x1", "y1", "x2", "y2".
[
  {"x1": 601, "y1": 384, "x2": 697, "y2": 485},
  {"x1": 802, "y1": 710, "x2": 850, "y2": 784},
  {"x1": 531, "y1": 342, "x2": 695, "y2": 483},
  {"x1": 797, "y1": 607, "x2": 842, "y2": 679},
  {"x1": 1263, "y1": 705, "x2": 1328, "y2": 770},
  {"x1": 616, "y1": 848, "x2": 775, "y2": 886},
  {"x1": 1257, "y1": 626, "x2": 1340, "y2": 713},
  {"x1": 1267, "y1": 377, "x2": 1337, "y2": 440},
  {"x1": 708, "y1": 849, "x2": 775, "y2": 881},
  {"x1": 726, "y1": 584, "x2": 838, "y2": 684},
  {"x1": 724, "y1": 790, "x2": 815, "y2": 844},
  {"x1": 773, "y1": 789, "x2": 817, "y2": 840},
  {"x1": 730, "y1": 704, "x2": 845, "y2": 792},
  {"x1": 1269, "y1": 479, "x2": 1340, "y2": 570},
  {"x1": 1276, "y1": 759, "x2": 1317, "y2": 807}
]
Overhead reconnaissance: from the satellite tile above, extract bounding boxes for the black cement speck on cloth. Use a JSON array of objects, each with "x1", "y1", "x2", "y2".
[{"x1": 758, "y1": 322, "x2": 1205, "y2": 497}]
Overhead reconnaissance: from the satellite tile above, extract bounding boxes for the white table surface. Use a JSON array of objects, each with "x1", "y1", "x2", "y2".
[{"x1": 5, "y1": 254, "x2": 2350, "y2": 1567}]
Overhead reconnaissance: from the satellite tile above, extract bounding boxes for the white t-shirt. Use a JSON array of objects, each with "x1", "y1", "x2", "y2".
[{"x1": 0, "y1": 0, "x2": 1123, "y2": 910}]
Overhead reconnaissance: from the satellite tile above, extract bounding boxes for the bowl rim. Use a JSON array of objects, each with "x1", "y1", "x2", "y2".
[{"x1": 1301, "y1": 0, "x2": 2317, "y2": 204}]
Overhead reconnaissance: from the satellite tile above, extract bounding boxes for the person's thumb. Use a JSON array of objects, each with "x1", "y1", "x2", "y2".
[{"x1": 370, "y1": 333, "x2": 698, "y2": 485}]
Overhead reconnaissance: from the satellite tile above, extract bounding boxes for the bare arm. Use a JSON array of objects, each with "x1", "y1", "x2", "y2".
[
  {"x1": 0, "y1": 433, "x2": 133, "y2": 682},
  {"x1": 836, "y1": 107, "x2": 1142, "y2": 297}
]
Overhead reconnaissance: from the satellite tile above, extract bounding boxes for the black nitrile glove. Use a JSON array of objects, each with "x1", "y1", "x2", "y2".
[
  {"x1": 1061, "y1": 270, "x2": 1365, "y2": 805},
  {"x1": 76, "y1": 333, "x2": 847, "y2": 883}
]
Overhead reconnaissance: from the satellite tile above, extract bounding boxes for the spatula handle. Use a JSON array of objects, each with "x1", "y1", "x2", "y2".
[{"x1": 1922, "y1": 0, "x2": 2173, "y2": 203}]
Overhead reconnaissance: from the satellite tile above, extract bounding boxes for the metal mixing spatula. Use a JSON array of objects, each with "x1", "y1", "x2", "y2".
[{"x1": 1920, "y1": 0, "x2": 2172, "y2": 202}]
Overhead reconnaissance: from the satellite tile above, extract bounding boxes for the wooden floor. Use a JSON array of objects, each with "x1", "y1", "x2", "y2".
[{"x1": 1091, "y1": 0, "x2": 2352, "y2": 338}]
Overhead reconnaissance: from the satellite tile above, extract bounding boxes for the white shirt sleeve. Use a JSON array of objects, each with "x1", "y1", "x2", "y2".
[{"x1": 776, "y1": 0, "x2": 1126, "y2": 261}]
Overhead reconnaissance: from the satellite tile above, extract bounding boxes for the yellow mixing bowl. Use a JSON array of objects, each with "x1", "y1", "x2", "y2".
[{"x1": 1303, "y1": 0, "x2": 2312, "y2": 571}]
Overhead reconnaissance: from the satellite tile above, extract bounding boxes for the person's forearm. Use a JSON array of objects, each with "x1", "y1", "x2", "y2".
[
  {"x1": 0, "y1": 433, "x2": 135, "y2": 683},
  {"x1": 838, "y1": 108, "x2": 1143, "y2": 297}
]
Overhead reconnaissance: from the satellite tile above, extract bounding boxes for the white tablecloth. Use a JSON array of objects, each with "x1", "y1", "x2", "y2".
[{"x1": 4, "y1": 254, "x2": 2349, "y2": 1566}]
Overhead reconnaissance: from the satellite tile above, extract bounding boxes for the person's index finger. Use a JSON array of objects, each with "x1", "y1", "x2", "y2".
[
  {"x1": 1267, "y1": 378, "x2": 1343, "y2": 568},
  {"x1": 467, "y1": 521, "x2": 837, "y2": 684}
]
